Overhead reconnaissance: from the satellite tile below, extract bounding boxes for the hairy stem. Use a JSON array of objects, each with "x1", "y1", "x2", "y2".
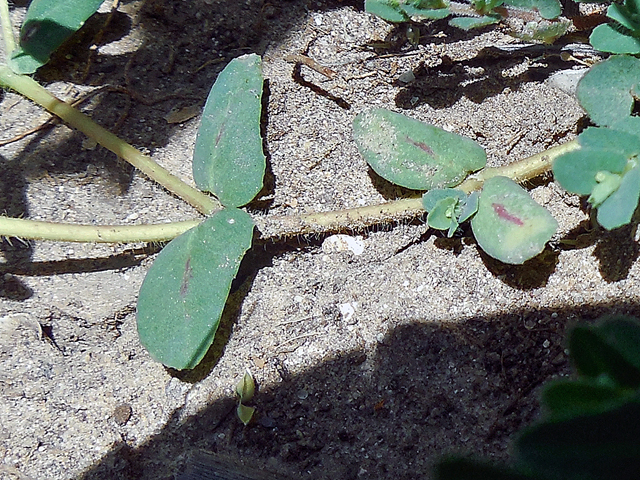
[
  {"x1": 0, "y1": 0, "x2": 15, "y2": 55},
  {"x1": 0, "y1": 65, "x2": 219, "y2": 215},
  {"x1": 0, "y1": 216, "x2": 200, "y2": 243},
  {"x1": 457, "y1": 139, "x2": 580, "y2": 193},
  {"x1": 0, "y1": 138, "x2": 579, "y2": 243},
  {"x1": 257, "y1": 138, "x2": 579, "y2": 238}
]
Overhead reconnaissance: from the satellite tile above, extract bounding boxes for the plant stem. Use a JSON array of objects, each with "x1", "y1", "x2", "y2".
[
  {"x1": 0, "y1": 65, "x2": 219, "y2": 215},
  {"x1": 0, "y1": 216, "x2": 200, "y2": 243},
  {"x1": 0, "y1": 0, "x2": 15, "y2": 55},
  {"x1": 457, "y1": 139, "x2": 580, "y2": 193},
  {"x1": 256, "y1": 138, "x2": 580, "y2": 238}
]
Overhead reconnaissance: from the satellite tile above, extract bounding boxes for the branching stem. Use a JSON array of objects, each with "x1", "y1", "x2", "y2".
[
  {"x1": 0, "y1": 65, "x2": 220, "y2": 215},
  {"x1": 0, "y1": 138, "x2": 579, "y2": 243},
  {"x1": 256, "y1": 139, "x2": 580, "y2": 238}
]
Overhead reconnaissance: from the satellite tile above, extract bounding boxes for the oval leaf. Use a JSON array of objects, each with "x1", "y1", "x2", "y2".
[
  {"x1": 193, "y1": 54, "x2": 265, "y2": 208},
  {"x1": 541, "y1": 379, "x2": 628, "y2": 420},
  {"x1": 9, "y1": 0, "x2": 104, "y2": 74},
  {"x1": 137, "y1": 208, "x2": 254, "y2": 370},
  {"x1": 577, "y1": 55, "x2": 640, "y2": 128},
  {"x1": 471, "y1": 176, "x2": 557, "y2": 264},
  {"x1": 449, "y1": 15, "x2": 500, "y2": 30},
  {"x1": 364, "y1": 0, "x2": 409, "y2": 22},
  {"x1": 353, "y1": 109, "x2": 486, "y2": 190},
  {"x1": 553, "y1": 149, "x2": 628, "y2": 196},
  {"x1": 597, "y1": 165, "x2": 640, "y2": 230},
  {"x1": 589, "y1": 24, "x2": 640, "y2": 54}
]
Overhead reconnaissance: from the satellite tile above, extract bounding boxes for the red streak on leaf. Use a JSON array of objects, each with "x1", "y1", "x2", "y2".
[
  {"x1": 492, "y1": 203, "x2": 524, "y2": 226},
  {"x1": 180, "y1": 258, "x2": 193, "y2": 297},
  {"x1": 215, "y1": 123, "x2": 226, "y2": 147},
  {"x1": 405, "y1": 136, "x2": 435, "y2": 157}
]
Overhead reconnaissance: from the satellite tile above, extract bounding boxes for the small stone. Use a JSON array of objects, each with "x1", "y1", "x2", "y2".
[
  {"x1": 113, "y1": 404, "x2": 132, "y2": 426},
  {"x1": 397, "y1": 70, "x2": 416, "y2": 84}
]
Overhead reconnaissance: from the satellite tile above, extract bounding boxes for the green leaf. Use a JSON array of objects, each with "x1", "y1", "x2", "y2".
[
  {"x1": 569, "y1": 316, "x2": 640, "y2": 389},
  {"x1": 236, "y1": 370, "x2": 256, "y2": 402},
  {"x1": 458, "y1": 191, "x2": 479, "y2": 223},
  {"x1": 193, "y1": 54, "x2": 265, "y2": 208},
  {"x1": 8, "y1": 0, "x2": 104, "y2": 74},
  {"x1": 553, "y1": 140, "x2": 628, "y2": 196},
  {"x1": 516, "y1": 398, "x2": 640, "y2": 480},
  {"x1": 422, "y1": 189, "x2": 474, "y2": 236},
  {"x1": 576, "y1": 55, "x2": 640, "y2": 127},
  {"x1": 428, "y1": 197, "x2": 460, "y2": 234},
  {"x1": 596, "y1": 165, "x2": 640, "y2": 230},
  {"x1": 364, "y1": 0, "x2": 409, "y2": 22},
  {"x1": 589, "y1": 24, "x2": 640, "y2": 54},
  {"x1": 503, "y1": 0, "x2": 561, "y2": 19},
  {"x1": 449, "y1": 15, "x2": 501, "y2": 30},
  {"x1": 136, "y1": 209, "x2": 254, "y2": 370},
  {"x1": 422, "y1": 188, "x2": 467, "y2": 211},
  {"x1": 471, "y1": 176, "x2": 557, "y2": 264},
  {"x1": 237, "y1": 403, "x2": 256, "y2": 425},
  {"x1": 353, "y1": 109, "x2": 486, "y2": 190},
  {"x1": 403, "y1": 5, "x2": 451, "y2": 19},
  {"x1": 433, "y1": 457, "x2": 534, "y2": 480},
  {"x1": 578, "y1": 127, "x2": 640, "y2": 155},
  {"x1": 541, "y1": 379, "x2": 628, "y2": 420},
  {"x1": 553, "y1": 127, "x2": 640, "y2": 230},
  {"x1": 607, "y1": 2, "x2": 640, "y2": 32}
]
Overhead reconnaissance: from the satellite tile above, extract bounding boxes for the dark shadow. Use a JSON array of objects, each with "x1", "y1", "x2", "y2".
[
  {"x1": 395, "y1": 42, "x2": 586, "y2": 110},
  {"x1": 557, "y1": 218, "x2": 598, "y2": 252},
  {"x1": 291, "y1": 63, "x2": 351, "y2": 110},
  {"x1": 479, "y1": 246, "x2": 559, "y2": 290},
  {"x1": 74, "y1": 299, "x2": 640, "y2": 480},
  {"x1": 593, "y1": 220, "x2": 640, "y2": 283},
  {"x1": 0, "y1": 245, "x2": 158, "y2": 276},
  {"x1": 253, "y1": 79, "x2": 277, "y2": 211}
]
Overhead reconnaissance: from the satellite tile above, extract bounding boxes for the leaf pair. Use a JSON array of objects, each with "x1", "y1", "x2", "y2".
[
  {"x1": 353, "y1": 109, "x2": 558, "y2": 265},
  {"x1": 137, "y1": 55, "x2": 265, "y2": 369}
]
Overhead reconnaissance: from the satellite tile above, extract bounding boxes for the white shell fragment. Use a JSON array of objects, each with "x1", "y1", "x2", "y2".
[
  {"x1": 322, "y1": 234, "x2": 365, "y2": 255},
  {"x1": 338, "y1": 302, "x2": 358, "y2": 323}
]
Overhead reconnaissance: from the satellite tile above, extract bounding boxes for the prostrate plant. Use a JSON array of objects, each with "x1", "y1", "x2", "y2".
[
  {"x1": 2, "y1": 0, "x2": 640, "y2": 370},
  {"x1": 364, "y1": 0, "x2": 567, "y2": 40},
  {"x1": 435, "y1": 315, "x2": 640, "y2": 480}
]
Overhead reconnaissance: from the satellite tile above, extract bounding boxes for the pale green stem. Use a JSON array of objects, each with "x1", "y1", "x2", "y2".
[
  {"x1": 457, "y1": 139, "x2": 580, "y2": 193},
  {"x1": 258, "y1": 138, "x2": 580, "y2": 238},
  {"x1": 1, "y1": 138, "x2": 579, "y2": 243},
  {"x1": 0, "y1": 0, "x2": 15, "y2": 55},
  {"x1": 0, "y1": 216, "x2": 200, "y2": 243},
  {"x1": 0, "y1": 65, "x2": 219, "y2": 215}
]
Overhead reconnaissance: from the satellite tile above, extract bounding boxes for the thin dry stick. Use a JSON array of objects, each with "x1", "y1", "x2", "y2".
[{"x1": 284, "y1": 54, "x2": 337, "y2": 79}]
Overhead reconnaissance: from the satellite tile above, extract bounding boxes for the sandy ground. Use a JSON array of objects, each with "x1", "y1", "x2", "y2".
[{"x1": 1, "y1": 1, "x2": 639, "y2": 479}]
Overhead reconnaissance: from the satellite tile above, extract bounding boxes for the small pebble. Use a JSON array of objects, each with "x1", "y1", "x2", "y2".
[{"x1": 113, "y1": 404, "x2": 132, "y2": 426}]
